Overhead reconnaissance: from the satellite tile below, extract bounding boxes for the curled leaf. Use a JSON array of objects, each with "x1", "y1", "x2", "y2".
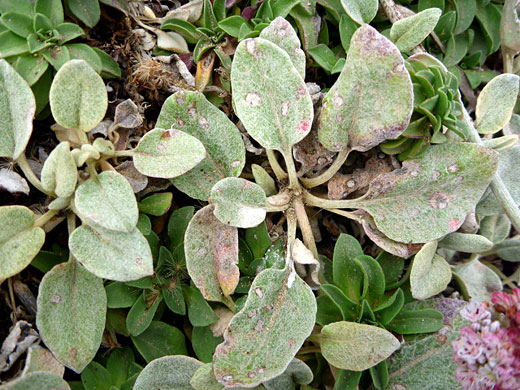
[{"x1": 410, "y1": 241, "x2": 452, "y2": 300}]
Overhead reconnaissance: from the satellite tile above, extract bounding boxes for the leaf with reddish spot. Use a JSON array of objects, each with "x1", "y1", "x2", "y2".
[
  {"x1": 349, "y1": 143, "x2": 498, "y2": 243},
  {"x1": 185, "y1": 205, "x2": 240, "y2": 300},
  {"x1": 231, "y1": 36, "x2": 313, "y2": 153},
  {"x1": 319, "y1": 24, "x2": 413, "y2": 152},
  {"x1": 213, "y1": 267, "x2": 316, "y2": 387}
]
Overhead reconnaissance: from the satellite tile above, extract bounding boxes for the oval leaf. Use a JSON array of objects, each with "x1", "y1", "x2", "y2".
[
  {"x1": 454, "y1": 259, "x2": 502, "y2": 301},
  {"x1": 0, "y1": 59, "x2": 36, "y2": 160},
  {"x1": 390, "y1": 8, "x2": 442, "y2": 52},
  {"x1": 3, "y1": 372, "x2": 70, "y2": 390},
  {"x1": 210, "y1": 177, "x2": 267, "y2": 228},
  {"x1": 476, "y1": 73, "x2": 520, "y2": 134},
  {"x1": 133, "y1": 355, "x2": 203, "y2": 390},
  {"x1": 41, "y1": 141, "x2": 77, "y2": 197},
  {"x1": 49, "y1": 59, "x2": 107, "y2": 132},
  {"x1": 185, "y1": 205, "x2": 239, "y2": 300},
  {"x1": 352, "y1": 143, "x2": 498, "y2": 243},
  {"x1": 74, "y1": 170, "x2": 138, "y2": 232},
  {"x1": 131, "y1": 321, "x2": 187, "y2": 363},
  {"x1": 133, "y1": 128, "x2": 206, "y2": 179},
  {"x1": 320, "y1": 321, "x2": 400, "y2": 371},
  {"x1": 36, "y1": 260, "x2": 106, "y2": 373},
  {"x1": 319, "y1": 25, "x2": 413, "y2": 152},
  {"x1": 410, "y1": 241, "x2": 451, "y2": 300},
  {"x1": 340, "y1": 0, "x2": 378, "y2": 24},
  {"x1": 259, "y1": 17, "x2": 306, "y2": 79},
  {"x1": 438, "y1": 232, "x2": 493, "y2": 253},
  {"x1": 156, "y1": 90, "x2": 245, "y2": 200},
  {"x1": 213, "y1": 267, "x2": 317, "y2": 387},
  {"x1": 0, "y1": 206, "x2": 45, "y2": 279},
  {"x1": 69, "y1": 224, "x2": 153, "y2": 282},
  {"x1": 231, "y1": 37, "x2": 313, "y2": 152}
]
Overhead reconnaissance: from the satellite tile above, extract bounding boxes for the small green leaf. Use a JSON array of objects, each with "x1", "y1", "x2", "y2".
[
  {"x1": 66, "y1": 43, "x2": 102, "y2": 74},
  {"x1": 183, "y1": 285, "x2": 219, "y2": 326},
  {"x1": 376, "y1": 251, "x2": 405, "y2": 287},
  {"x1": 479, "y1": 214, "x2": 511, "y2": 244},
  {"x1": 14, "y1": 54, "x2": 49, "y2": 86},
  {"x1": 42, "y1": 45, "x2": 70, "y2": 70},
  {"x1": 81, "y1": 361, "x2": 112, "y2": 390},
  {"x1": 0, "y1": 31, "x2": 29, "y2": 58},
  {"x1": 213, "y1": 267, "x2": 317, "y2": 387},
  {"x1": 453, "y1": 0, "x2": 476, "y2": 35},
  {"x1": 192, "y1": 326, "x2": 223, "y2": 363},
  {"x1": 37, "y1": 260, "x2": 106, "y2": 373},
  {"x1": 410, "y1": 241, "x2": 451, "y2": 300},
  {"x1": 56, "y1": 22, "x2": 85, "y2": 44},
  {"x1": 376, "y1": 288, "x2": 404, "y2": 325},
  {"x1": 133, "y1": 128, "x2": 206, "y2": 179},
  {"x1": 332, "y1": 234, "x2": 364, "y2": 302},
  {"x1": 351, "y1": 143, "x2": 498, "y2": 243},
  {"x1": 340, "y1": 0, "x2": 378, "y2": 24},
  {"x1": 231, "y1": 37, "x2": 313, "y2": 152},
  {"x1": 501, "y1": 0, "x2": 520, "y2": 52},
  {"x1": 133, "y1": 355, "x2": 203, "y2": 390},
  {"x1": 106, "y1": 347, "x2": 134, "y2": 387},
  {"x1": 0, "y1": 12, "x2": 34, "y2": 38},
  {"x1": 316, "y1": 294, "x2": 343, "y2": 326},
  {"x1": 210, "y1": 177, "x2": 266, "y2": 228},
  {"x1": 3, "y1": 372, "x2": 70, "y2": 390},
  {"x1": 390, "y1": 8, "x2": 442, "y2": 52},
  {"x1": 41, "y1": 141, "x2": 77, "y2": 198},
  {"x1": 131, "y1": 321, "x2": 187, "y2": 362},
  {"x1": 386, "y1": 309, "x2": 443, "y2": 334},
  {"x1": 320, "y1": 284, "x2": 358, "y2": 321},
  {"x1": 126, "y1": 292, "x2": 163, "y2": 337},
  {"x1": 218, "y1": 15, "x2": 248, "y2": 38},
  {"x1": 35, "y1": 0, "x2": 64, "y2": 27},
  {"x1": 245, "y1": 222, "x2": 271, "y2": 259},
  {"x1": 74, "y1": 171, "x2": 138, "y2": 232},
  {"x1": 91, "y1": 47, "x2": 121, "y2": 79},
  {"x1": 65, "y1": 0, "x2": 100, "y2": 28},
  {"x1": 185, "y1": 205, "x2": 239, "y2": 300},
  {"x1": 476, "y1": 73, "x2": 520, "y2": 135},
  {"x1": 49, "y1": 59, "x2": 107, "y2": 132},
  {"x1": 251, "y1": 164, "x2": 277, "y2": 196},
  {"x1": 319, "y1": 25, "x2": 413, "y2": 152},
  {"x1": 0, "y1": 206, "x2": 45, "y2": 279},
  {"x1": 139, "y1": 192, "x2": 173, "y2": 216},
  {"x1": 105, "y1": 282, "x2": 140, "y2": 308},
  {"x1": 167, "y1": 206, "x2": 194, "y2": 249},
  {"x1": 69, "y1": 224, "x2": 153, "y2": 282},
  {"x1": 263, "y1": 359, "x2": 313, "y2": 389},
  {"x1": 156, "y1": 91, "x2": 245, "y2": 200},
  {"x1": 0, "y1": 59, "x2": 36, "y2": 160},
  {"x1": 320, "y1": 321, "x2": 400, "y2": 371},
  {"x1": 259, "y1": 17, "x2": 306, "y2": 79}
]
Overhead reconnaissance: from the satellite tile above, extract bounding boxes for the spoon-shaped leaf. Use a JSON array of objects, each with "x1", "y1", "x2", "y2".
[
  {"x1": 0, "y1": 206, "x2": 45, "y2": 279},
  {"x1": 49, "y1": 60, "x2": 107, "y2": 132},
  {"x1": 340, "y1": 0, "x2": 378, "y2": 24},
  {"x1": 155, "y1": 90, "x2": 245, "y2": 200},
  {"x1": 36, "y1": 260, "x2": 106, "y2": 373},
  {"x1": 210, "y1": 177, "x2": 266, "y2": 228},
  {"x1": 213, "y1": 267, "x2": 316, "y2": 387},
  {"x1": 390, "y1": 8, "x2": 442, "y2": 52},
  {"x1": 133, "y1": 127, "x2": 206, "y2": 179},
  {"x1": 410, "y1": 241, "x2": 451, "y2": 300},
  {"x1": 133, "y1": 355, "x2": 203, "y2": 390},
  {"x1": 0, "y1": 59, "x2": 36, "y2": 160},
  {"x1": 41, "y1": 141, "x2": 77, "y2": 197},
  {"x1": 185, "y1": 205, "x2": 239, "y2": 301},
  {"x1": 320, "y1": 321, "x2": 400, "y2": 371},
  {"x1": 74, "y1": 170, "x2": 138, "y2": 232},
  {"x1": 231, "y1": 37, "x2": 313, "y2": 153},
  {"x1": 351, "y1": 143, "x2": 498, "y2": 243},
  {"x1": 319, "y1": 25, "x2": 413, "y2": 152},
  {"x1": 69, "y1": 224, "x2": 153, "y2": 282}
]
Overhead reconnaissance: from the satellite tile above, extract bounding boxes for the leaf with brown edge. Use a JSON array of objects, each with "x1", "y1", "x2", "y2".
[
  {"x1": 213, "y1": 267, "x2": 316, "y2": 387},
  {"x1": 318, "y1": 24, "x2": 413, "y2": 152},
  {"x1": 185, "y1": 205, "x2": 239, "y2": 301},
  {"x1": 349, "y1": 143, "x2": 498, "y2": 243}
]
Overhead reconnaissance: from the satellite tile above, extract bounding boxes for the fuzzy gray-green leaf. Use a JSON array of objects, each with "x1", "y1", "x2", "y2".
[
  {"x1": 259, "y1": 17, "x2": 306, "y2": 79},
  {"x1": 185, "y1": 205, "x2": 239, "y2": 301},
  {"x1": 133, "y1": 128, "x2": 206, "y2": 179},
  {"x1": 156, "y1": 90, "x2": 245, "y2": 200},
  {"x1": 454, "y1": 260, "x2": 502, "y2": 301},
  {"x1": 0, "y1": 206, "x2": 45, "y2": 279},
  {"x1": 74, "y1": 170, "x2": 138, "y2": 232},
  {"x1": 390, "y1": 8, "x2": 442, "y2": 52},
  {"x1": 231, "y1": 37, "x2": 313, "y2": 152},
  {"x1": 213, "y1": 267, "x2": 316, "y2": 387},
  {"x1": 41, "y1": 141, "x2": 77, "y2": 197},
  {"x1": 49, "y1": 59, "x2": 107, "y2": 132},
  {"x1": 2, "y1": 372, "x2": 70, "y2": 390},
  {"x1": 133, "y1": 355, "x2": 203, "y2": 390},
  {"x1": 210, "y1": 177, "x2": 266, "y2": 228},
  {"x1": 340, "y1": 0, "x2": 378, "y2": 24},
  {"x1": 36, "y1": 260, "x2": 106, "y2": 373},
  {"x1": 318, "y1": 25, "x2": 413, "y2": 152},
  {"x1": 320, "y1": 321, "x2": 400, "y2": 371},
  {"x1": 476, "y1": 73, "x2": 520, "y2": 134},
  {"x1": 352, "y1": 143, "x2": 498, "y2": 243},
  {"x1": 69, "y1": 224, "x2": 153, "y2": 282},
  {"x1": 0, "y1": 59, "x2": 36, "y2": 160},
  {"x1": 410, "y1": 241, "x2": 451, "y2": 300}
]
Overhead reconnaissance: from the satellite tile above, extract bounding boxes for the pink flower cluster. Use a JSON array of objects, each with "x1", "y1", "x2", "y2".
[{"x1": 452, "y1": 289, "x2": 520, "y2": 390}]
